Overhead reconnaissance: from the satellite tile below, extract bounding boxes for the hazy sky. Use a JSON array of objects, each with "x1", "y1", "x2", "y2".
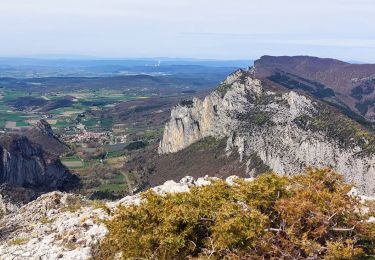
[{"x1": 1, "y1": 0, "x2": 375, "y2": 61}]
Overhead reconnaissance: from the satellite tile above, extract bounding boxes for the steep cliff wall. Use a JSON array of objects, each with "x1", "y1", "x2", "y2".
[
  {"x1": 0, "y1": 121, "x2": 75, "y2": 191},
  {"x1": 159, "y1": 69, "x2": 375, "y2": 195}
]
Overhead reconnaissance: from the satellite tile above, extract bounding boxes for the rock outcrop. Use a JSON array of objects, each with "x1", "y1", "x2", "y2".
[
  {"x1": 0, "y1": 121, "x2": 76, "y2": 191},
  {"x1": 0, "y1": 174, "x2": 372, "y2": 259},
  {"x1": 0, "y1": 175, "x2": 222, "y2": 260},
  {"x1": 159, "y1": 69, "x2": 375, "y2": 195},
  {"x1": 0, "y1": 192, "x2": 109, "y2": 260}
]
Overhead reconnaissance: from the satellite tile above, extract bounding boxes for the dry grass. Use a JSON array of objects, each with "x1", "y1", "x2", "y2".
[
  {"x1": 39, "y1": 216, "x2": 54, "y2": 224},
  {"x1": 8, "y1": 237, "x2": 30, "y2": 246}
]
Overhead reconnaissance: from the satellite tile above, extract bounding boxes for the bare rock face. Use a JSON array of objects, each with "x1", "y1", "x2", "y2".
[
  {"x1": 0, "y1": 121, "x2": 76, "y2": 191},
  {"x1": 0, "y1": 192, "x2": 109, "y2": 260},
  {"x1": 159, "y1": 69, "x2": 253, "y2": 153},
  {"x1": 159, "y1": 69, "x2": 375, "y2": 195}
]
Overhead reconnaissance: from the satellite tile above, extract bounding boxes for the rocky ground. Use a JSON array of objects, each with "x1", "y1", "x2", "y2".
[
  {"x1": 0, "y1": 175, "x2": 231, "y2": 260},
  {"x1": 1, "y1": 173, "x2": 374, "y2": 259},
  {"x1": 0, "y1": 192, "x2": 108, "y2": 259}
]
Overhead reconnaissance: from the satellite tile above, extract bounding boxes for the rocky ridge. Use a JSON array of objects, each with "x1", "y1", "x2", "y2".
[
  {"x1": 1, "y1": 174, "x2": 372, "y2": 260},
  {"x1": 0, "y1": 120, "x2": 74, "y2": 192},
  {"x1": 0, "y1": 175, "x2": 232, "y2": 260},
  {"x1": 159, "y1": 69, "x2": 375, "y2": 195},
  {"x1": 253, "y1": 55, "x2": 375, "y2": 122}
]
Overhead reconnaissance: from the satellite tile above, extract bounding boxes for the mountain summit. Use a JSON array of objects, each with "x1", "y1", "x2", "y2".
[{"x1": 159, "y1": 60, "x2": 375, "y2": 195}]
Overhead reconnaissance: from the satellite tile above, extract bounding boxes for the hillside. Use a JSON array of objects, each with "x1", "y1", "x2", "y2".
[
  {"x1": 124, "y1": 138, "x2": 249, "y2": 189},
  {"x1": 253, "y1": 55, "x2": 375, "y2": 123},
  {"x1": 0, "y1": 169, "x2": 374, "y2": 259},
  {"x1": 159, "y1": 68, "x2": 375, "y2": 195},
  {"x1": 1, "y1": 58, "x2": 375, "y2": 259},
  {"x1": 0, "y1": 120, "x2": 76, "y2": 196}
]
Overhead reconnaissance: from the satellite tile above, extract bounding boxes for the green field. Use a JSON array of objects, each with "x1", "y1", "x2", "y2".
[
  {"x1": 97, "y1": 173, "x2": 127, "y2": 192},
  {"x1": 0, "y1": 88, "x2": 141, "y2": 131},
  {"x1": 0, "y1": 89, "x2": 40, "y2": 128},
  {"x1": 62, "y1": 160, "x2": 84, "y2": 168},
  {"x1": 0, "y1": 113, "x2": 32, "y2": 128},
  {"x1": 0, "y1": 87, "x2": 172, "y2": 198}
]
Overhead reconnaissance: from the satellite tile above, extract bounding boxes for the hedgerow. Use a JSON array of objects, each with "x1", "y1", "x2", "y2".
[{"x1": 96, "y1": 169, "x2": 375, "y2": 259}]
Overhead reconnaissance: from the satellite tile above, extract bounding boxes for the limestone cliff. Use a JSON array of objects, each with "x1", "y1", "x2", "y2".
[
  {"x1": 0, "y1": 121, "x2": 75, "y2": 191},
  {"x1": 159, "y1": 69, "x2": 375, "y2": 195}
]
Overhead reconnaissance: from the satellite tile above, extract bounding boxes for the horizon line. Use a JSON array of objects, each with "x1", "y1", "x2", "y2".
[{"x1": 0, "y1": 54, "x2": 372, "y2": 64}]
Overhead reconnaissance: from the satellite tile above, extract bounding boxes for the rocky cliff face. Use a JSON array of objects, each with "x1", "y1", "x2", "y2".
[
  {"x1": 0, "y1": 121, "x2": 75, "y2": 191},
  {"x1": 159, "y1": 69, "x2": 375, "y2": 195}
]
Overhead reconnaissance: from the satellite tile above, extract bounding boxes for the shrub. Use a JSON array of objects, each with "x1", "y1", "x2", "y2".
[
  {"x1": 39, "y1": 216, "x2": 54, "y2": 224},
  {"x1": 179, "y1": 99, "x2": 194, "y2": 108},
  {"x1": 293, "y1": 107, "x2": 375, "y2": 154},
  {"x1": 125, "y1": 141, "x2": 147, "y2": 151},
  {"x1": 97, "y1": 169, "x2": 375, "y2": 259}
]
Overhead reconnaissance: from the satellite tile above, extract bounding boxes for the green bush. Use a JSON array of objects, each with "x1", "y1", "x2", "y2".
[{"x1": 97, "y1": 169, "x2": 375, "y2": 259}]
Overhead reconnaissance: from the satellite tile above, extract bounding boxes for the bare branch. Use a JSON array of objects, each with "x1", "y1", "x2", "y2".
[
  {"x1": 265, "y1": 228, "x2": 283, "y2": 232},
  {"x1": 332, "y1": 227, "x2": 355, "y2": 232},
  {"x1": 328, "y1": 212, "x2": 337, "y2": 221},
  {"x1": 199, "y1": 218, "x2": 214, "y2": 222}
]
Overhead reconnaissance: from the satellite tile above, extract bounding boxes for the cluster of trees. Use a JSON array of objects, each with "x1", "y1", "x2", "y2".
[{"x1": 96, "y1": 169, "x2": 375, "y2": 259}]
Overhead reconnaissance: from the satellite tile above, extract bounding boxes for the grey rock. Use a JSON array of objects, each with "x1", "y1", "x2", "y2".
[
  {"x1": 159, "y1": 69, "x2": 375, "y2": 195},
  {"x1": 0, "y1": 121, "x2": 76, "y2": 191}
]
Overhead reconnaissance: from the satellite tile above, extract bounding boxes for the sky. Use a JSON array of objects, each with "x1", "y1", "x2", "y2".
[{"x1": 0, "y1": 0, "x2": 375, "y2": 62}]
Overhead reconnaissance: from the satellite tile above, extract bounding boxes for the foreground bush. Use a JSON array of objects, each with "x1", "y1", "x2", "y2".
[{"x1": 97, "y1": 169, "x2": 375, "y2": 259}]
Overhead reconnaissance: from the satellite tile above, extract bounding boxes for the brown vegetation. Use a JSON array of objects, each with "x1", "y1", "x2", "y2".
[{"x1": 96, "y1": 169, "x2": 375, "y2": 259}]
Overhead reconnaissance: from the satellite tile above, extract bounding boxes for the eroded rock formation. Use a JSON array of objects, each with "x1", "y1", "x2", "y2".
[
  {"x1": 0, "y1": 121, "x2": 75, "y2": 191},
  {"x1": 159, "y1": 69, "x2": 375, "y2": 195}
]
